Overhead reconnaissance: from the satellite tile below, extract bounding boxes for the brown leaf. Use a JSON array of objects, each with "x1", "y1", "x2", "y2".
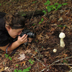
[
  {"x1": 0, "y1": 68, "x2": 4, "y2": 72},
  {"x1": 20, "y1": 61, "x2": 26, "y2": 66},
  {"x1": 36, "y1": 34, "x2": 43, "y2": 40},
  {"x1": 18, "y1": 53, "x2": 26, "y2": 61},
  {"x1": 25, "y1": 49, "x2": 31, "y2": 53}
]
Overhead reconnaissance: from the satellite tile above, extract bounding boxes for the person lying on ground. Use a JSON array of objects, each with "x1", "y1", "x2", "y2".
[{"x1": 0, "y1": 12, "x2": 32, "y2": 54}]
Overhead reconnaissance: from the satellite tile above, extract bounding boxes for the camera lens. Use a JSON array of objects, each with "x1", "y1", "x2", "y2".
[{"x1": 27, "y1": 32, "x2": 35, "y2": 38}]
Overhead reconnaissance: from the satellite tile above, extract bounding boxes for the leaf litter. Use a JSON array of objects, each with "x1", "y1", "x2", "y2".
[{"x1": 0, "y1": 0, "x2": 72, "y2": 72}]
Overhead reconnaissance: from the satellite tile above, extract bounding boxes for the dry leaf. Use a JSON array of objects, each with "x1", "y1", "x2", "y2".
[
  {"x1": 0, "y1": 68, "x2": 4, "y2": 72},
  {"x1": 37, "y1": 34, "x2": 43, "y2": 40},
  {"x1": 4, "y1": 67, "x2": 8, "y2": 70},
  {"x1": 20, "y1": 61, "x2": 26, "y2": 66},
  {"x1": 18, "y1": 53, "x2": 26, "y2": 61},
  {"x1": 25, "y1": 49, "x2": 31, "y2": 53}
]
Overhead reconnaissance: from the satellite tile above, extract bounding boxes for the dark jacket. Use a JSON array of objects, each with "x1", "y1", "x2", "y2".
[{"x1": 0, "y1": 12, "x2": 13, "y2": 46}]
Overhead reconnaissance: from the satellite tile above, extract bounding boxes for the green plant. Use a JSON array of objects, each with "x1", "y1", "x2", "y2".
[
  {"x1": 43, "y1": 0, "x2": 67, "y2": 14},
  {"x1": 14, "y1": 67, "x2": 31, "y2": 72},
  {"x1": 0, "y1": 4, "x2": 1, "y2": 6},
  {"x1": 29, "y1": 59, "x2": 35, "y2": 64},
  {"x1": 32, "y1": 23, "x2": 36, "y2": 26},
  {"x1": 14, "y1": 69, "x2": 18, "y2": 72},
  {"x1": 32, "y1": 1, "x2": 37, "y2": 4},
  {"x1": 21, "y1": 13, "x2": 26, "y2": 16},
  {"x1": 42, "y1": 10, "x2": 47, "y2": 15},
  {"x1": 5, "y1": 54, "x2": 12, "y2": 61},
  {"x1": 57, "y1": 25, "x2": 66, "y2": 27},
  {"x1": 63, "y1": 60, "x2": 68, "y2": 63},
  {"x1": 23, "y1": 67, "x2": 31, "y2": 72},
  {"x1": 39, "y1": 18, "x2": 44, "y2": 24},
  {"x1": 18, "y1": 70, "x2": 22, "y2": 72},
  {"x1": 16, "y1": 64, "x2": 19, "y2": 67},
  {"x1": 41, "y1": 46, "x2": 43, "y2": 48}
]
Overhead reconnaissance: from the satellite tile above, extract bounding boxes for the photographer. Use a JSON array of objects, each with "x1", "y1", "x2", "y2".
[{"x1": 0, "y1": 12, "x2": 33, "y2": 54}]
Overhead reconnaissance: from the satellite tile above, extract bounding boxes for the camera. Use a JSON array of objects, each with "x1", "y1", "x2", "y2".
[
  {"x1": 20, "y1": 29, "x2": 35, "y2": 46},
  {"x1": 20, "y1": 29, "x2": 35, "y2": 38},
  {"x1": 13, "y1": 29, "x2": 35, "y2": 46}
]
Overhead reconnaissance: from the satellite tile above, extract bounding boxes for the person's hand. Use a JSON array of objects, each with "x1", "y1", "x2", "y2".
[{"x1": 17, "y1": 34, "x2": 28, "y2": 44}]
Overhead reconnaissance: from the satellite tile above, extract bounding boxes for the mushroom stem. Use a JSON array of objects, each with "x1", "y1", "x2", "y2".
[{"x1": 60, "y1": 38, "x2": 65, "y2": 47}]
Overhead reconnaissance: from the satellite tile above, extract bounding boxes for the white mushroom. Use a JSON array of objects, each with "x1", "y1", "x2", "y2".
[
  {"x1": 53, "y1": 49, "x2": 57, "y2": 53},
  {"x1": 59, "y1": 32, "x2": 65, "y2": 47}
]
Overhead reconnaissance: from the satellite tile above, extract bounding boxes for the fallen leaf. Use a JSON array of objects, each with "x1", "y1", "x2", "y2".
[
  {"x1": 36, "y1": 34, "x2": 43, "y2": 40},
  {"x1": 18, "y1": 53, "x2": 26, "y2": 61},
  {"x1": 0, "y1": 68, "x2": 4, "y2": 72},
  {"x1": 20, "y1": 61, "x2": 26, "y2": 66},
  {"x1": 25, "y1": 49, "x2": 31, "y2": 53},
  {"x1": 4, "y1": 67, "x2": 8, "y2": 70},
  {"x1": 58, "y1": 17, "x2": 63, "y2": 21}
]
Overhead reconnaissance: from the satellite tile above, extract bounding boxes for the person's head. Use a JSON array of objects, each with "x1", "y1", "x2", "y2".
[{"x1": 4, "y1": 14, "x2": 25, "y2": 38}]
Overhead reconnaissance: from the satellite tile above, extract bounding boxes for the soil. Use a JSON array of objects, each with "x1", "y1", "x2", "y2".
[{"x1": 0, "y1": 0, "x2": 72, "y2": 72}]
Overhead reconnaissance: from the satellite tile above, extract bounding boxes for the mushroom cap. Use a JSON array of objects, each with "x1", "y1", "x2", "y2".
[
  {"x1": 53, "y1": 49, "x2": 57, "y2": 53},
  {"x1": 59, "y1": 32, "x2": 65, "y2": 38}
]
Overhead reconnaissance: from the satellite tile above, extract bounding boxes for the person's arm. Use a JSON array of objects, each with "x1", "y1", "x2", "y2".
[
  {"x1": 7, "y1": 41, "x2": 22, "y2": 51},
  {"x1": 0, "y1": 34, "x2": 28, "y2": 52},
  {"x1": 8, "y1": 34, "x2": 28, "y2": 52}
]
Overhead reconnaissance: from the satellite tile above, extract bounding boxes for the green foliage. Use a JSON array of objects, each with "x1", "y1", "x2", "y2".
[
  {"x1": 32, "y1": 23, "x2": 36, "y2": 26},
  {"x1": 55, "y1": 4, "x2": 62, "y2": 10},
  {"x1": 42, "y1": 10, "x2": 47, "y2": 15},
  {"x1": 35, "y1": 49, "x2": 37, "y2": 52},
  {"x1": 0, "y1": 4, "x2": 1, "y2": 6},
  {"x1": 39, "y1": 21, "x2": 42, "y2": 24},
  {"x1": 63, "y1": 60, "x2": 68, "y2": 63},
  {"x1": 18, "y1": 70, "x2": 22, "y2": 72},
  {"x1": 58, "y1": 25, "x2": 66, "y2": 27},
  {"x1": 5, "y1": 54, "x2": 12, "y2": 61},
  {"x1": 29, "y1": 59, "x2": 35, "y2": 64},
  {"x1": 54, "y1": 3, "x2": 59, "y2": 5},
  {"x1": 43, "y1": 0, "x2": 68, "y2": 14},
  {"x1": 21, "y1": 13, "x2": 26, "y2": 16},
  {"x1": 14, "y1": 69, "x2": 18, "y2": 72},
  {"x1": 39, "y1": 18, "x2": 44, "y2": 24},
  {"x1": 44, "y1": 0, "x2": 50, "y2": 5},
  {"x1": 23, "y1": 67, "x2": 31, "y2": 72},
  {"x1": 47, "y1": 6, "x2": 51, "y2": 12},
  {"x1": 5, "y1": 54, "x2": 9, "y2": 58},
  {"x1": 62, "y1": 3, "x2": 68, "y2": 5},
  {"x1": 41, "y1": 46, "x2": 43, "y2": 48},
  {"x1": 41, "y1": 18, "x2": 44, "y2": 22},
  {"x1": 8, "y1": 56, "x2": 12, "y2": 60},
  {"x1": 14, "y1": 67, "x2": 31, "y2": 72},
  {"x1": 32, "y1": 1, "x2": 37, "y2": 3},
  {"x1": 16, "y1": 64, "x2": 19, "y2": 67}
]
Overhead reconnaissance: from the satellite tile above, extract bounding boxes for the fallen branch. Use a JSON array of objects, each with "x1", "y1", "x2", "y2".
[
  {"x1": 40, "y1": 56, "x2": 72, "y2": 72},
  {"x1": 29, "y1": 53, "x2": 45, "y2": 67}
]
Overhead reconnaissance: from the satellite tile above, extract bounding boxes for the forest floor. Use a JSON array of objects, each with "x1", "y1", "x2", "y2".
[{"x1": 0, "y1": 0, "x2": 72, "y2": 72}]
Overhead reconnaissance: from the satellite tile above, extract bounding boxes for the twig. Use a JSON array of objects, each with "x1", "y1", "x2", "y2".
[
  {"x1": 30, "y1": 53, "x2": 45, "y2": 67},
  {"x1": 54, "y1": 63, "x2": 72, "y2": 66},
  {"x1": 40, "y1": 56, "x2": 72, "y2": 72}
]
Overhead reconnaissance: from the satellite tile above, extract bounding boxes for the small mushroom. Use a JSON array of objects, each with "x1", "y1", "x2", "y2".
[
  {"x1": 53, "y1": 49, "x2": 57, "y2": 53},
  {"x1": 59, "y1": 32, "x2": 65, "y2": 47}
]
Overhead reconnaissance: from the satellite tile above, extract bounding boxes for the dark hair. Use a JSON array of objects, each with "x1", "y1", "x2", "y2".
[{"x1": 4, "y1": 14, "x2": 25, "y2": 29}]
